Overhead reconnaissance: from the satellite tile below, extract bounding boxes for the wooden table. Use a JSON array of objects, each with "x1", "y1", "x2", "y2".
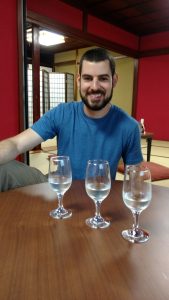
[
  {"x1": 0, "y1": 181, "x2": 169, "y2": 300},
  {"x1": 141, "y1": 132, "x2": 154, "y2": 161}
]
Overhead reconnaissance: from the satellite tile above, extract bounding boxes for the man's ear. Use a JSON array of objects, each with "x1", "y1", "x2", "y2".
[
  {"x1": 112, "y1": 73, "x2": 118, "y2": 87},
  {"x1": 76, "y1": 74, "x2": 80, "y2": 88}
]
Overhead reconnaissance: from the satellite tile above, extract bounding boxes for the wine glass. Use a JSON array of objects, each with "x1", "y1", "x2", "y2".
[
  {"x1": 122, "y1": 164, "x2": 152, "y2": 243},
  {"x1": 48, "y1": 155, "x2": 72, "y2": 219},
  {"x1": 85, "y1": 159, "x2": 111, "y2": 229}
]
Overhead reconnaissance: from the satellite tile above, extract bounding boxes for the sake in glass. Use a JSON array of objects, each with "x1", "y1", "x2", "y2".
[
  {"x1": 48, "y1": 155, "x2": 72, "y2": 219},
  {"x1": 85, "y1": 159, "x2": 111, "y2": 229},
  {"x1": 122, "y1": 164, "x2": 152, "y2": 243}
]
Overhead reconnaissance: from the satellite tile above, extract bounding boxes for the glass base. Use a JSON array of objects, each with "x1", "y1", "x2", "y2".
[
  {"x1": 122, "y1": 228, "x2": 149, "y2": 243},
  {"x1": 86, "y1": 216, "x2": 110, "y2": 229},
  {"x1": 50, "y1": 207, "x2": 72, "y2": 219}
]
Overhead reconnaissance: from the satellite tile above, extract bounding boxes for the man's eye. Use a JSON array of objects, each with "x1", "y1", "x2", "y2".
[
  {"x1": 83, "y1": 76, "x2": 92, "y2": 81},
  {"x1": 99, "y1": 77, "x2": 109, "y2": 81}
]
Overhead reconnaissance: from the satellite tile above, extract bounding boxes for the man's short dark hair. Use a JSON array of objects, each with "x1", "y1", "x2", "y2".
[{"x1": 79, "y1": 48, "x2": 116, "y2": 77}]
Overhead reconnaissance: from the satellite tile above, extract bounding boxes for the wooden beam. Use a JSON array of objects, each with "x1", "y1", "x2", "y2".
[
  {"x1": 131, "y1": 58, "x2": 139, "y2": 118},
  {"x1": 32, "y1": 25, "x2": 40, "y2": 123},
  {"x1": 17, "y1": 0, "x2": 29, "y2": 163},
  {"x1": 54, "y1": 60, "x2": 77, "y2": 67},
  {"x1": 27, "y1": 10, "x2": 138, "y2": 58},
  {"x1": 32, "y1": 24, "x2": 41, "y2": 151}
]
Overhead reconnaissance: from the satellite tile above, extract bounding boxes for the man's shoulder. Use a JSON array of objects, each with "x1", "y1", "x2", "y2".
[
  {"x1": 112, "y1": 105, "x2": 129, "y2": 117},
  {"x1": 48, "y1": 101, "x2": 81, "y2": 115},
  {"x1": 113, "y1": 105, "x2": 136, "y2": 119},
  {"x1": 112, "y1": 105, "x2": 139, "y2": 128}
]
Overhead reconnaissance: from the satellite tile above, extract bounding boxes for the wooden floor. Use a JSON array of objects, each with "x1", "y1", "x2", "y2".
[{"x1": 29, "y1": 139, "x2": 169, "y2": 187}]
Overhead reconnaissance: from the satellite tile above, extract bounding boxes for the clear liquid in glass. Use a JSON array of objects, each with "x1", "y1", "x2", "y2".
[
  {"x1": 86, "y1": 182, "x2": 110, "y2": 203},
  {"x1": 123, "y1": 191, "x2": 151, "y2": 213},
  {"x1": 49, "y1": 177, "x2": 72, "y2": 194}
]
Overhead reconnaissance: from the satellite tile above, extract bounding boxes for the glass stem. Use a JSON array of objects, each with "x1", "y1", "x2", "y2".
[
  {"x1": 57, "y1": 193, "x2": 63, "y2": 208},
  {"x1": 95, "y1": 201, "x2": 101, "y2": 217},
  {"x1": 132, "y1": 211, "x2": 140, "y2": 231}
]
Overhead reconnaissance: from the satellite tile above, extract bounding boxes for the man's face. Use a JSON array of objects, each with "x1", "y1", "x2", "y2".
[{"x1": 77, "y1": 59, "x2": 113, "y2": 111}]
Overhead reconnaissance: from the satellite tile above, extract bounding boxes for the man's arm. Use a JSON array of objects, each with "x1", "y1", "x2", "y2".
[{"x1": 0, "y1": 128, "x2": 44, "y2": 164}]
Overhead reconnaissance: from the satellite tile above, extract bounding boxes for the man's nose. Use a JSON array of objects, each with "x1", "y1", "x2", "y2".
[{"x1": 91, "y1": 78, "x2": 100, "y2": 90}]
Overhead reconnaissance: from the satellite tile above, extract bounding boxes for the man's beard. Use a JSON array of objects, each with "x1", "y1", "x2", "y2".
[{"x1": 80, "y1": 89, "x2": 113, "y2": 111}]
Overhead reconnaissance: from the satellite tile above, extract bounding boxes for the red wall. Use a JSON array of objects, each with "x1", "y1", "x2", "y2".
[
  {"x1": 87, "y1": 15, "x2": 139, "y2": 51},
  {"x1": 136, "y1": 55, "x2": 169, "y2": 140},
  {"x1": 0, "y1": 0, "x2": 19, "y2": 140},
  {"x1": 140, "y1": 31, "x2": 169, "y2": 51}
]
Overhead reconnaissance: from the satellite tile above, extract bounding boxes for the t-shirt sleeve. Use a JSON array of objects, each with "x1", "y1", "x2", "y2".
[
  {"x1": 122, "y1": 122, "x2": 143, "y2": 165},
  {"x1": 31, "y1": 105, "x2": 62, "y2": 141}
]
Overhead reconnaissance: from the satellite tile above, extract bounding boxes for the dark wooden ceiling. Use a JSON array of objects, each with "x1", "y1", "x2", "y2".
[
  {"x1": 27, "y1": 0, "x2": 169, "y2": 64},
  {"x1": 60, "y1": 0, "x2": 169, "y2": 36}
]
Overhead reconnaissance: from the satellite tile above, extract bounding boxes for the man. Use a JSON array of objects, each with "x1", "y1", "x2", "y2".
[{"x1": 0, "y1": 47, "x2": 143, "y2": 191}]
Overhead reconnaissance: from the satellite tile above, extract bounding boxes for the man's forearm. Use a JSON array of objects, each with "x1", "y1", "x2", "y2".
[
  {"x1": 0, "y1": 138, "x2": 20, "y2": 164},
  {"x1": 0, "y1": 129, "x2": 44, "y2": 165}
]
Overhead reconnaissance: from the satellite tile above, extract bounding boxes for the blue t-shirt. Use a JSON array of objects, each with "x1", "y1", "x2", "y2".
[{"x1": 31, "y1": 101, "x2": 143, "y2": 179}]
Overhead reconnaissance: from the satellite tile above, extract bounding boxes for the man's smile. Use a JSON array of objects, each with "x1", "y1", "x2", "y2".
[{"x1": 89, "y1": 93, "x2": 103, "y2": 101}]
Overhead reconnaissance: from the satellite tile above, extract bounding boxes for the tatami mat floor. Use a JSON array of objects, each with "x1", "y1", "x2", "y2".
[
  {"x1": 117, "y1": 139, "x2": 169, "y2": 187},
  {"x1": 29, "y1": 139, "x2": 169, "y2": 187}
]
